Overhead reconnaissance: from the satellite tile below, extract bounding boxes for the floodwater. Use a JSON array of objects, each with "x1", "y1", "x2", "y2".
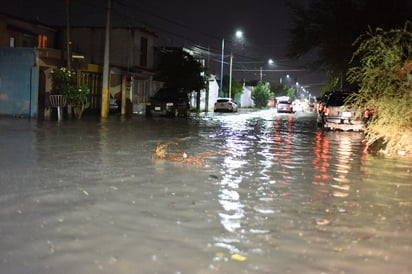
[{"x1": 0, "y1": 109, "x2": 411, "y2": 274}]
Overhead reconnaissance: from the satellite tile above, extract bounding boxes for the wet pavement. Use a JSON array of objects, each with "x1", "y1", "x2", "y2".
[{"x1": 0, "y1": 109, "x2": 411, "y2": 274}]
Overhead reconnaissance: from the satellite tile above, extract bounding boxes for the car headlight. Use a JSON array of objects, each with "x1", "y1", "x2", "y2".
[{"x1": 166, "y1": 102, "x2": 174, "y2": 107}]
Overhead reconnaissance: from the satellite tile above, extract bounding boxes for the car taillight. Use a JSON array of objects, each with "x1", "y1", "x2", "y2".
[{"x1": 228, "y1": 102, "x2": 232, "y2": 105}]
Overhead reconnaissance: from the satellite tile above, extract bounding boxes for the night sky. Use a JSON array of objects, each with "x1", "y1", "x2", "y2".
[{"x1": 3, "y1": 0, "x2": 325, "y2": 95}]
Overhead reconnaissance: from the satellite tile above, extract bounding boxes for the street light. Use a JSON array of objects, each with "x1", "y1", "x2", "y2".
[
  {"x1": 280, "y1": 74, "x2": 289, "y2": 84},
  {"x1": 260, "y1": 59, "x2": 275, "y2": 82},
  {"x1": 220, "y1": 30, "x2": 243, "y2": 98}
]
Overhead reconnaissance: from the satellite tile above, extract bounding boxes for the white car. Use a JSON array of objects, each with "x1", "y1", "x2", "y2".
[
  {"x1": 109, "y1": 95, "x2": 120, "y2": 112},
  {"x1": 214, "y1": 98, "x2": 238, "y2": 112},
  {"x1": 292, "y1": 101, "x2": 304, "y2": 112},
  {"x1": 276, "y1": 100, "x2": 293, "y2": 113},
  {"x1": 319, "y1": 91, "x2": 365, "y2": 131}
]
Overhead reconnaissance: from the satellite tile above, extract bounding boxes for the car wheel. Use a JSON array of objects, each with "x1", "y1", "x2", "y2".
[
  {"x1": 145, "y1": 108, "x2": 152, "y2": 117},
  {"x1": 167, "y1": 108, "x2": 178, "y2": 117}
]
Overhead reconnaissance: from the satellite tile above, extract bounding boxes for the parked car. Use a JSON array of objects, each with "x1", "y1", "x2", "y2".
[
  {"x1": 292, "y1": 100, "x2": 304, "y2": 112},
  {"x1": 276, "y1": 100, "x2": 293, "y2": 113},
  {"x1": 109, "y1": 94, "x2": 120, "y2": 112},
  {"x1": 145, "y1": 88, "x2": 190, "y2": 117},
  {"x1": 318, "y1": 91, "x2": 364, "y2": 131},
  {"x1": 214, "y1": 98, "x2": 238, "y2": 112}
]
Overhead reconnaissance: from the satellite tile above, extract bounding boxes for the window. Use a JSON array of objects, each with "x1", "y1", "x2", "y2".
[
  {"x1": 22, "y1": 34, "x2": 36, "y2": 47},
  {"x1": 140, "y1": 37, "x2": 148, "y2": 67},
  {"x1": 37, "y1": 34, "x2": 48, "y2": 48},
  {"x1": 9, "y1": 37, "x2": 15, "y2": 48}
]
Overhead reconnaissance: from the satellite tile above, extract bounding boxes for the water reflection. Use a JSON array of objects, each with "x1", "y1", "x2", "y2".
[
  {"x1": 212, "y1": 112, "x2": 310, "y2": 263},
  {"x1": 0, "y1": 112, "x2": 411, "y2": 273},
  {"x1": 209, "y1": 110, "x2": 404, "y2": 272}
]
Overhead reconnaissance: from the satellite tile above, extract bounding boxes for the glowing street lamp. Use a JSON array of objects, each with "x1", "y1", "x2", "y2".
[
  {"x1": 280, "y1": 74, "x2": 291, "y2": 87},
  {"x1": 260, "y1": 59, "x2": 275, "y2": 82}
]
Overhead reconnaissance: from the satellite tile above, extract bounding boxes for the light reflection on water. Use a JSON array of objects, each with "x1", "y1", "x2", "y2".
[
  {"x1": 207, "y1": 110, "x2": 411, "y2": 273},
  {"x1": 0, "y1": 111, "x2": 411, "y2": 274}
]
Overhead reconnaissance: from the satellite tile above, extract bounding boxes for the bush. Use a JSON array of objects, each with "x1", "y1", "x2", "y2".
[
  {"x1": 252, "y1": 82, "x2": 274, "y2": 108},
  {"x1": 347, "y1": 21, "x2": 412, "y2": 156}
]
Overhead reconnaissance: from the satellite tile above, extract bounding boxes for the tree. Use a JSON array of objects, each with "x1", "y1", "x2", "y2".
[
  {"x1": 272, "y1": 84, "x2": 288, "y2": 97},
  {"x1": 286, "y1": 0, "x2": 411, "y2": 91},
  {"x1": 155, "y1": 48, "x2": 205, "y2": 92},
  {"x1": 286, "y1": 87, "x2": 296, "y2": 101},
  {"x1": 347, "y1": 22, "x2": 412, "y2": 156},
  {"x1": 222, "y1": 75, "x2": 243, "y2": 98},
  {"x1": 252, "y1": 82, "x2": 274, "y2": 108}
]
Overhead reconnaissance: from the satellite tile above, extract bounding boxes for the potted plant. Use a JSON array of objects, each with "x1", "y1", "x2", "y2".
[
  {"x1": 66, "y1": 85, "x2": 90, "y2": 119},
  {"x1": 49, "y1": 67, "x2": 90, "y2": 119}
]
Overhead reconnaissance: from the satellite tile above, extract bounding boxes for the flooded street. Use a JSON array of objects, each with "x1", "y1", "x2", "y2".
[{"x1": 0, "y1": 109, "x2": 411, "y2": 274}]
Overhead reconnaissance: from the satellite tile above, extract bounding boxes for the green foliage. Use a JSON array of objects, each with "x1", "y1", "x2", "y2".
[
  {"x1": 286, "y1": 87, "x2": 296, "y2": 101},
  {"x1": 156, "y1": 48, "x2": 205, "y2": 92},
  {"x1": 272, "y1": 84, "x2": 289, "y2": 97},
  {"x1": 272, "y1": 84, "x2": 296, "y2": 101},
  {"x1": 222, "y1": 75, "x2": 243, "y2": 97},
  {"x1": 347, "y1": 21, "x2": 412, "y2": 155},
  {"x1": 49, "y1": 67, "x2": 90, "y2": 109},
  {"x1": 49, "y1": 67, "x2": 76, "y2": 95},
  {"x1": 66, "y1": 85, "x2": 90, "y2": 109},
  {"x1": 252, "y1": 82, "x2": 274, "y2": 108}
]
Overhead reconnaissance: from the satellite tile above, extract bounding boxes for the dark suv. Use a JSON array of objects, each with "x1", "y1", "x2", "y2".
[
  {"x1": 317, "y1": 91, "x2": 364, "y2": 131},
  {"x1": 145, "y1": 88, "x2": 190, "y2": 117}
]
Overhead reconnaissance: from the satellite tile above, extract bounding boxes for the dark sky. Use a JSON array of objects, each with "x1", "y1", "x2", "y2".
[{"x1": 3, "y1": 0, "x2": 325, "y2": 95}]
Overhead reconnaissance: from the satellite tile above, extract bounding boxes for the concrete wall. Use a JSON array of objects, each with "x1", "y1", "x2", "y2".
[
  {"x1": 0, "y1": 48, "x2": 38, "y2": 117},
  {"x1": 189, "y1": 76, "x2": 219, "y2": 111},
  {"x1": 239, "y1": 86, "x2": 254, "y2": 107}
]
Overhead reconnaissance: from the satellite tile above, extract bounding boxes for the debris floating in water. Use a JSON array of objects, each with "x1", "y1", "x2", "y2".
[
  {"x1": 230, "y1": 254, "x2": 247, "y2": 262},
  {"x1": 153, "y1": 142, "x2": 228, "y2": 165}
]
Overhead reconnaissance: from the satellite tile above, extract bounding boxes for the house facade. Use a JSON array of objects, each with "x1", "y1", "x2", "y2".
[
  {"x1": 57, "y1": 26, "x2": 157, "y2": 115},
  {"x1": 0, "y1": 13, "x2": 158, "y2": 118},
  {"x1": 0, "y1": 13, "x2": 63, "y2": 118}
]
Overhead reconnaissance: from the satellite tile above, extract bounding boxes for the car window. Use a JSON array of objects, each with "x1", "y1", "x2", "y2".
[
  {"x1": 217, "y1": 99, "x2": 230, "y2": 103},
  {"x1": 278, "y1": 101, "x2": 290, "y2": 104},
  {"x1": 328, "y1": 93, "x2": 351, "y2": 106},
  {"x1": 152, "y1": 88, "x2": 187, "y2": 100}
]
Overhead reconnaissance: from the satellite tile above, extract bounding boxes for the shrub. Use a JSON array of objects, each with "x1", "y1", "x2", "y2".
[
  {"x1": 252, "y1": 82, "x2": 274, "y2": 108},
  {"x1": 347, "y1": 21, "x2": 412, "y2": 156}
]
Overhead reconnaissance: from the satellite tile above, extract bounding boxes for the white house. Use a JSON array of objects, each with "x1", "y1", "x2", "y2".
[
  {"x1": 239, "y1": 85, "x2": 254, "y2": 107},
  {"x1": 190, "y1": 74, "x2": 220, "y2": 112}
]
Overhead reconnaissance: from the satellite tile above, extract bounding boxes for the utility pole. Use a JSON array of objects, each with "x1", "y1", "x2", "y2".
[
  {"x1": 121, "y1": 74, "x2": 127, "y2": 116},
  {"x1": 205, "y1": 46, "x2": 210, "y2": 113},
  {"x1": 101, "y1": 0, "x2": 111, "y2": 118},
  {"x1": 219, "y1": 38, "x2": 224, "y2": 97},
  {"x1": 66, "y1": 0, "x2": 72, "y2": 71},
  {"x1": 229, "y1": 53, "x2": 233, "y2": 98}
]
